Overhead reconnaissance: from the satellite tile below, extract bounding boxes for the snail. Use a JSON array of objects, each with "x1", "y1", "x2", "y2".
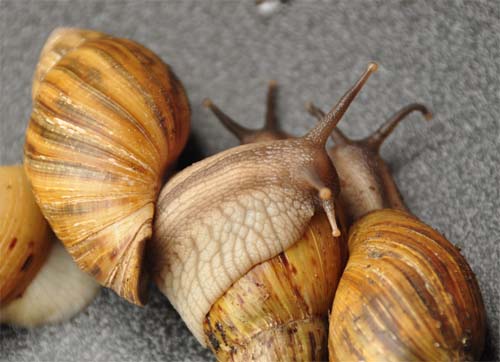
[
  {"x1": 23, "y1": 28, "x2": 191, "y2": 305},
  {"x1": 150, "y1": 63, "x2": 378, "y2": 360},
  {"x1": 0, "y1": 165, "x2": 99, "y2": 327},
  {"x1": 305, "y1": 103, "x2": 486, "y2": 360},
  {"x1": 201, "y1": 80, "x2": 347, "y2": 360}
]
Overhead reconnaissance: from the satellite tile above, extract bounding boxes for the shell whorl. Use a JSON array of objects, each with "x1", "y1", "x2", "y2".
[
  {"x1": 24, "y1": 28, "x2": 190, "y2": 305},
  {"x1": 329, "y1": 209, "x2": 485, "y2": 361}
]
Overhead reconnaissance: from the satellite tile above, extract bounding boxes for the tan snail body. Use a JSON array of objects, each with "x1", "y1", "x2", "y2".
[
  {"x1": 202, "y1": 82, "x2": 347, "y2": 360},
  {"x1": 151, "y1": 64, "x2": 379, "y2": 359},
  {"x1": 23, "y1": 28, "x2": 191, "y2": 305},
  {"x1": 0, "y1": 165, "x2": 99, "y2": 327},
  {"x1": 305, "y1": 103, "x2": 486, "y2": 360}
]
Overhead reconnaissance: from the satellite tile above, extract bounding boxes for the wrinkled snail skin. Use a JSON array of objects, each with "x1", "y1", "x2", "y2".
[
  {"x1": 24, "y1": 28, "x2": 191, "y2": 305},
  {"x1": 0, "y1": 165, "x2": 100, "y2": 327},
  {"x1": 307, "y1": 104, "x2": 486, "y2": 361},
  {"x1": 151, "y1": 63, "x2": 378, "y2": 351},
  {"x1": 203, "y1": 82, "x2": 347, "y2": 361}
]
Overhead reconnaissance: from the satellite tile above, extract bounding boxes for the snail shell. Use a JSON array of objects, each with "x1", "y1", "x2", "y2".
[
  {"x1": 24, "y1": 28, "x2": 190, "y2": 305},
  {"x1": 329, "y1": 209, "x2": 485, "y2": 361},
  {"x1": 0, "y1": 165, "x2": 51, "y2": 304},
  {"x1": 204, "y1": 211, "x2": 347, "y2": 361}
]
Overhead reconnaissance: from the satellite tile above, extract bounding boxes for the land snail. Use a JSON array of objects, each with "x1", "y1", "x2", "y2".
[
  {"x1": 201, "y1": 67, "x2": 486, "y2": 361},
  {"x1": 200, "y1": 80, "x2": 348, "y2": 360},
  {"x1": 305, "y1": 104, "x2": 486, "y2": 361},
  {"x1": 150, "y1": 63, "x2": 379, "y2": 361},
  {"x1": 0, "y1": 165, "x2": 99, "y2": 327},
  {"x1": 23, "y1": 28, "x2": 191, "y2": 305}
]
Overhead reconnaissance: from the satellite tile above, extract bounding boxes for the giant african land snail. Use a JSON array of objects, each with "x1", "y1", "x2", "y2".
[
  {"x1": 150, "y1": 63, "x2": 378, "y2": 361},
  {"x1": 200, "y1": 80, "x2": 348, "y2": 360},
  {"x1": 306, "y1": 104, "x2": 486, "y2": 361},
  {"x1": 23, "y1": 28, "x2": 191, "y2": 305}
]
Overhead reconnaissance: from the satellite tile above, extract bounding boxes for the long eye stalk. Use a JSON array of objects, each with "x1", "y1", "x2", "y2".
[{"x1": 304, "y1": 62, "x2": 378, "y2": 146}]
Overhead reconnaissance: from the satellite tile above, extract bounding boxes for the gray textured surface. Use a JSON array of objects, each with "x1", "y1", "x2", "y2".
[{"x1": 0, "y1": 1, "x2": 499, "y2": 361}]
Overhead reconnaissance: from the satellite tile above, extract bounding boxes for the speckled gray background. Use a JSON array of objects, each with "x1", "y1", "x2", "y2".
[{"x1": 0, "y1": 1, "x2": 499, "y2": 361}]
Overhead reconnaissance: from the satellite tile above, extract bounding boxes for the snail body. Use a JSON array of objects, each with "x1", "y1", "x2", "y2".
[
  {"x1": 203, "y1": 82, "x2": 347, "y2": 360},
  {"x1": 0, "y1": 165, "x2": 99, "y2": 327},
  {"x1": 306, "y1": 103, "x2": 486, "y2": 361},
  {"x1": 151, "y1": 64, "x2": 378, "y2": 359},
  {"x1": 23, "y1": 28, "x2": 190, "y2": 305}
]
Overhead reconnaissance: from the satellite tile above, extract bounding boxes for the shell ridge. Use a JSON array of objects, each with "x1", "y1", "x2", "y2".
[
  {"x1": 28, "y1": 105, "x2": 155, "y2": 184},
  {"x1": 49, "y1": 59, "x2": 161, "y2": 167},
  {"x1": 83, "y1": 41, "x2": 167, "y2": 160}
]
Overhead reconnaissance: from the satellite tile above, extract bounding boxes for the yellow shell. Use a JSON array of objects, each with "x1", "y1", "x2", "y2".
[
  {"x1": 0, "y1": 165, "x2": 52, "y2": 305},
  {"x1": 24, "y1": 28, "x2": 191, "y2": 305},
  {"x1": 204, "y1": 210, "x2": 348, "y2": 361},
  {"x1": 328, "y1": 209, "x2": 485, "y2": 361}
]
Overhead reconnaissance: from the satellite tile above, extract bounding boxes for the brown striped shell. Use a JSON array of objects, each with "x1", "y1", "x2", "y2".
[
  {"x1": 0, "y1": 165, "x2": 52, "y2": 305},
  {"x1": 24, "y1": 28, "x2": 191, "y2": 305},
  {"x1": 328, "y1": 209, "x2": 486, "y2": 361}
]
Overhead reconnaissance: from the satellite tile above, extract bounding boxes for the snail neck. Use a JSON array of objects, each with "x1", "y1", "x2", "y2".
[
  {"x1": 306, "y1": 102, "x2": 431, "y2": 225},
  {"x1": 329, "y1": 141, "x2": 408, "y2": 225}
]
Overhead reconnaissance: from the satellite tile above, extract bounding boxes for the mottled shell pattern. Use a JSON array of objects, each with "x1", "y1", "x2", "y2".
[
  {"x1": 329, "y1": 209, "x2": 485, "y2": 362},
  {"x1": 24, "y1": 28, "x2": 191, "y2": 305},
  {"x1": 0, "y1": 165, "x2": 52, "y2": 304}
]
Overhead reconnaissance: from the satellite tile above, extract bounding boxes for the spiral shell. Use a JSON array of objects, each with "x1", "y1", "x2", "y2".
[
  {"x1": 24, "y1": 28, "x2": 191, "y2": 305},
  {"x1": 328, "y1": 209, "x2": 485, "y2": 361},
  {"x1": 204, "y1": 210, "x2": 347, "y2": 361},
  {"x1": 0, "y1": 165, "x2": 52, "y2": 304}
]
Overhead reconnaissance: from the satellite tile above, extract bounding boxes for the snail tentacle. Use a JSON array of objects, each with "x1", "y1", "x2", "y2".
[
  {"x1": 363, "y1": 103, "x2": 432, "y2": 151},
  {"x1": 304, "y1": 62, "x2": 378, "y2": 146},
  {"x1": 306, "y1": 101, "x2": 350, "y2": 145},
  {"x1": 205, "y1": 81, "x2": 288, "y2": 144},
  {"x1": 264, "y1": 80, "x2": 279, "y2": 131},
  {"x1": 203, "y1": 98, "x2": 254, "y2": 142}
]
